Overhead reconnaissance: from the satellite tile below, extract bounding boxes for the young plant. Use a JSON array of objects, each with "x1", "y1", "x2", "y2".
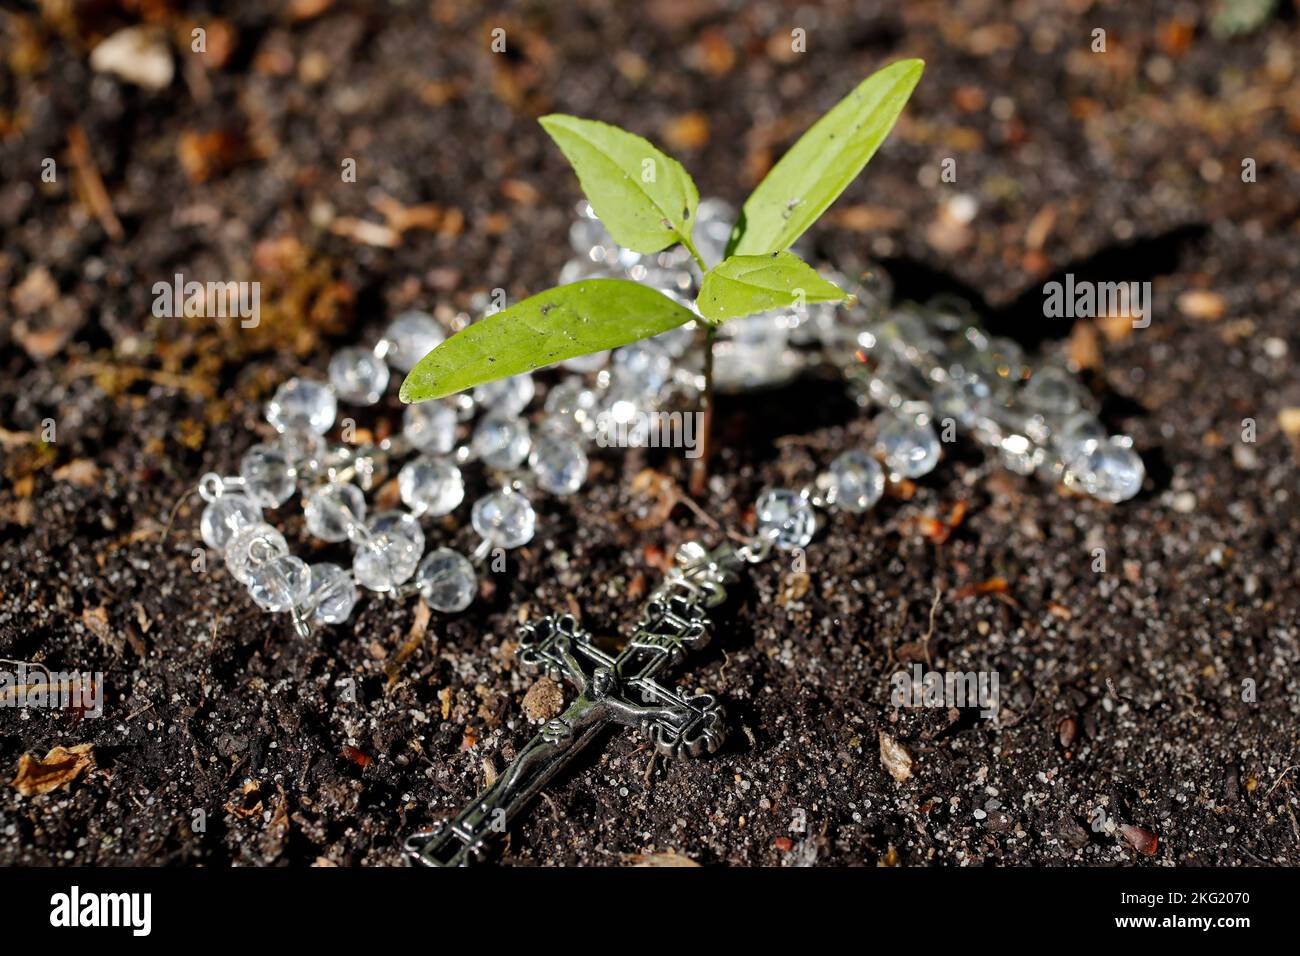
[{"x1": 400, "y1": 58, "x2": 924, "y2": 492}]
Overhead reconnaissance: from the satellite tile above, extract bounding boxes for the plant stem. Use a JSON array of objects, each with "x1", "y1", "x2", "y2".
[
  {"x1": 689, "y1": 323, "x2": 717, "y2": 497},
  {"x1": 682, "y1": 237, "x2": 709, "y2": 274}
]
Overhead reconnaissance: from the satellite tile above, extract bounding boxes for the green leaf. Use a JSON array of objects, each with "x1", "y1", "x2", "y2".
[
  {"x1": 399, "y1": 279, "x2": 697, "y2": 403},
  {"x1": 729, "y1": 59, "x2": 923, "y2": 257},
  {"x1": 696, "y1": 252, "x2": 845, "y2": 322},
  {"x1": 539, "y1": 114, "x2": 700, "y2": 258}
]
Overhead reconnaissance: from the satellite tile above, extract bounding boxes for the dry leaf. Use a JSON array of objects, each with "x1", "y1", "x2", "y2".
[
  {"x1": 12, "y1": 744, "x2": 94, "y2": 797},
  {"x1": 225, "y1": 779, "x2": 263, "y2": 818},
  {"x1": 879, "y1": 730, "x2": 914, "y2": 782}
]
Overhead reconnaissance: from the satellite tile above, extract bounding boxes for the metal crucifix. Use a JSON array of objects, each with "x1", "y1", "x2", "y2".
[{"x1": 404, "y1": 539, "x2": 749, "y2": 866}]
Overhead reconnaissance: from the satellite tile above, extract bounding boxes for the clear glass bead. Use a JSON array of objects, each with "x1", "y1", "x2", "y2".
[
  {"x1": 755, "y1": 488, "x2": 817, "y2": 550},
  {"x1": 382, "y1": 310, "x2": 444, "y2": 372},
  {"x1": 1053, "y1": 412, "x2": 1107, "y2": 462},
  {"x1": 304, "y1": 482, "x2": 366, "y2": 542},
  {"x1": 200, "y1": 492, "x2": 261, "y2": 553},
  {"x1": 1064, "y1": 436, "x2": 1145, "y2": 503},
  {"x1": 713, "y1": 311, "x2": 794, "y2": 390},
  {"x1": 999, "y1": 432, "x2": 1043, "y2": 476},
  {"x1": 398, "y1": 457, "x2": 465, "y2": 516},
  {"x1": 247, "y1": 554, "x2": 311, "y2": 613},
  {"x1": 265, "y1": 378, "x2": 336, "y2": 435},
  {"x1": 932, "y1": 375, "x2": 993, "y2": 429},
  {"x1": 402, "y1": 401, "x2": 458, "y2": 456},
  {"x1": 239, "y1": 443, "x2": 296, "y2": 508},
  {"x1": 471, "y1": 488, "x2": 536, "y2": 549},
  {"x1": 612, "y1": 340, "x2": 672, "y2": 395},
  {"x1": 472, "y1": 416, "x2": 530, "y2": 470},
  {"x1": 1021, "y1": 366, "x2": 1083, "y2": 418},
  {"x1": 352, "y1": 511, "x2": 424, "y2": 592},
  {"x1": 224, "y1": 522, "x2": 288, "y2": 584},
  {"x1": 277, "y1": 429, "x2": 325, "y2": 471},
  {"x1": 875, "y1": 412, "x2": 941, "y2": 479},
  {"x1": 986, "y1": 337, "x2": 1027, "y2": 384},
  {"x1": 416, "y1": 547, "x2": 477, "y2": 613},
  {"x1": 529, "y1": 433, "x2": 588, "y2": 496},
  {"x1": 329, "y1": 345, "x2": 390, "y2": 405},
  {"x1": 473, "y1": 374, "x2": 535, "y2": 417},
  {"x1": 597, "y1": 379, "x2": 647, "y2": 445},
  {"x1": 543, "y1": 379, "x2": 600, "y2": 436},
  {"x1": 305, "y1": 562, "x2": 358, "y2": 625},
  {"x1": 825, "y1": 450, "x2": 885, "y2": 513}
]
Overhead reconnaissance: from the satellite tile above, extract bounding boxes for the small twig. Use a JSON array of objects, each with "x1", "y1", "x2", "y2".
[
  {"x1": 66, "y1": 125, "x2": 124, "y2": 241},
  {"x1": 919, "y1": 583, "x2": 942, "y2": 667},
  {"x1": 126, "y1": 700, "x2": 155, "y2": 721},
  {"x1": 675, "y1": 488, "x2": 720, "y2": 531},
  {"x1": 159, "y1": 486, "x2": 200, "y2": 549},
  {"x1": 0, "y1": 659, "x2": 50, "y2": 680},
  {"x1": 1265, "y1": 765, "x2": 1299, "y2": 800},
  {"x1": 538, "y1": 790, "x2": 561, "y2": 822}
]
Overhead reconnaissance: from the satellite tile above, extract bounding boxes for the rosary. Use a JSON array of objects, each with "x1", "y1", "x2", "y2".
[{"x1": 195, "y1": 199, "x2": 1144, "y2": 865}]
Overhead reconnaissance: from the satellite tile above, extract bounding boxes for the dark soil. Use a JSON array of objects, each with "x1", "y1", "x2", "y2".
[{"x1": 2, "y1": 0, "x2": 1298, "y2": 866}]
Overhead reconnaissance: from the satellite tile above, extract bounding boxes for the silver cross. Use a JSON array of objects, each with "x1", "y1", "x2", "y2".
[{"x1": 404, "y1": 540, "x2": 746, "y2": 866}]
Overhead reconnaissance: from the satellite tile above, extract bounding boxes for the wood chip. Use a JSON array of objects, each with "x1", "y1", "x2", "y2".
[
  {"x1": 89, "y1": 25, "x2": 174, "y2": 90},
  {"x1": 12, "y1": 744, "x2": 94, "y2": 797},
  {"x1": 778, "y1": 571, "x2": 811, "y2": 605},
  {"x1": 879, "y1": 730, "x2": 914, "y2": 782},
  {"x1": 11, "y1": 267, "x2": 57, "y2": 315},
  {"x1": 1177, "y1": 290, "x2": 1226, "y2": 321},
  {"x1": 53, "y1": 459, "x2": 100, "y2": 487},
  {"x1": 329, "y1": 217, "x2": 401, "y2": 248},
  {"x1": 624, "y1": 850, "x2": 700, "y2": 867},
  {"x1": 82, "y1": 606, "x2": 112, "y2": 642},
  {"x1": 1278, "y1": 408, "x2": 1300, "y2": 442}
]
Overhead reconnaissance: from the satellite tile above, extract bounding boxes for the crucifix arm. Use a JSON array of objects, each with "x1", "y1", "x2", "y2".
[
  {"x1": 549, "y1": 636, "x2": 592, "y2": 688},
  {"x1": 601, "y1": 696, "x2": 687, "y2": 728}
]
